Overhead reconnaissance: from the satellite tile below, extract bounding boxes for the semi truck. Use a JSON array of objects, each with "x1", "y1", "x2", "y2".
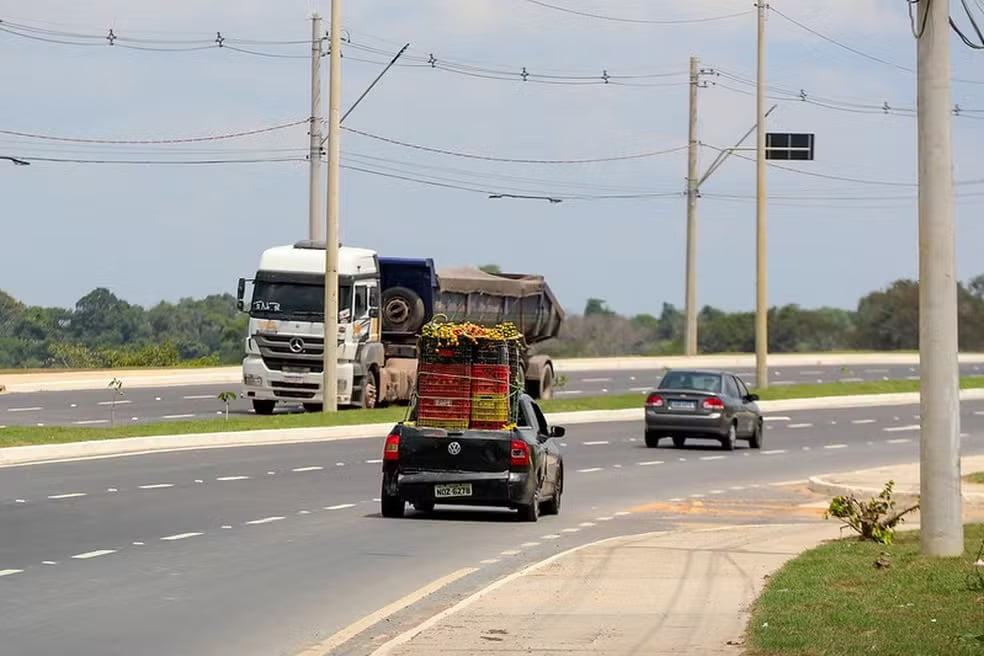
[{"x1": 236, "y1": 240, "x2": 565, "y2": 414}]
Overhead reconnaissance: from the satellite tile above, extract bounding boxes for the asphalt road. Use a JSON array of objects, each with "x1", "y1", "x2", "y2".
[
  {"x1": 2, "y1": 362, "x2": 982, "y2": 428},
  {"x1": 2, "y1": 399, "x2": 984, "y2": 655}
]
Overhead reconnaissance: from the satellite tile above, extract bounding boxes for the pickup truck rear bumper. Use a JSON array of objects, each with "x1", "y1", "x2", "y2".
[{"x1": 383, "y1": 470, "x2": 534, "y2": 509}]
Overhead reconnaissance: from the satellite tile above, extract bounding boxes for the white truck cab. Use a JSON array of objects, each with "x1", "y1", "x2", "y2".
[{"x1": 238, "y1": 240, "x2": 385, "y2": 414}]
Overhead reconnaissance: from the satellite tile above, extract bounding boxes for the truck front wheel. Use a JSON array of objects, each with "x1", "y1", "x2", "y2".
[{"x1": 525, "y1": 364, "x2": 554, "y2": 400}]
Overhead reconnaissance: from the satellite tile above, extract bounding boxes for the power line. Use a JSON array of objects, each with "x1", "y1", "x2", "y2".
[
  {"x1": 342, "y1": 126, "x2": 688, "y2": 164},
  {"x1": 771, "y1": 5, "x2": 984, "y2": 84},
  {"x1": 700, "y1": 143, "x2": 984, "y2": 188},
  {"x1": 0, "y1": 118, "x2": 309, "y2": 145},
  {"x1": 14, "y1": 155, "x2": 307, "y2": 165},
  {"x1": 520, "y1": 1, "x2": 755, "y2": 25}
]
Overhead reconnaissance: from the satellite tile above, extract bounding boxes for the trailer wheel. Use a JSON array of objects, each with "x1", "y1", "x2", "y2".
[
  {"x1": 382, "y1": 286, "x2": 426, "y2": 333},
  {"x1": 526, "y1": 364, "x2": 554, "y2": 400}
]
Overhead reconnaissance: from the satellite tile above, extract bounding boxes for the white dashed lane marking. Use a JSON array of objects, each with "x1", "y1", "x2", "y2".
[
  {"x1": 788, "y1": 423, "x2": 813, "y2": 429},
  {"x1": 72, "y1": 420, "x2": 108, "y2": 426},
  {"x1": 885, "y1": 425, "x2": 920, "y2": 432},
  {"x1": 761, "y1": 449, "x2": 787, "y2": 455},
  {"x1": 138, "y1": 484, "x2": 174, "y2": 489},
  {"x1": 245, "y1": 516, "x2": 285, "y2": 525},
  {"x1": 8, "y1": 407, "x2": 42, "y2": 412},
  {"x1": 576, "y1": 467, "x2": 603, "y2": 473},
  {"x1": 216, "y1": 476, "x2": 249, "y2": 481},
  {"x1": 699, "y1": 456, "x2": 726, "y2": 461},
  {"x1": 292, "y1": 466, "x2": 324, "y2": 472},
  {"x1": 72, "y1": 550, "x2": 116, "y2": 560},
  {"x1": 638, "y1": 460, "x2": 664, "y2": 466},
  {"x1": 824, "y1": 444, "x2": 849, "y2": 450},
  {"x1": 583, "y1": 441, "x2": 609, "y2": 446},
  {"x1": 324, "y1": 504, "x2": 355, "y2": 511},
  {"x1": 0, "y1": 569, "x2": 24, "y2": 577},
  {"x1": 47, "y1": 493, "x2": 86, "y2": 500},
  {"x1": 161, "y1": 532, "x2": 203, "y2": 541},
  {"x1": 852, "y1": 419, "x2": 876, "y2": 424}
]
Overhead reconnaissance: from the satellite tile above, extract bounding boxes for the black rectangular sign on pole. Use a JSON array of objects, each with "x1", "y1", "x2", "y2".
[{"x1": 765, "y1": 132, "x2": 814, "y2": 160}]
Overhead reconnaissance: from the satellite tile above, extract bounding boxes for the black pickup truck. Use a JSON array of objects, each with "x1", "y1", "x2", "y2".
[{"x1": 380, "y1": 394, "x2": 565, "y2": 522}]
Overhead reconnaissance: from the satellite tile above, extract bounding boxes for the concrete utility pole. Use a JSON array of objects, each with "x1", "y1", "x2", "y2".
[
  {"x1": 754, "y1": 1, "x2": 769, "y2": 388},
  {"x1": 308, "y1": 14, "x2": 324, "y2": 242},
  {"x1": 916, "y1": 0, "x2": 963, "y2": 556},
  {"x1": 322, "y1": 0, "x2": 342, "y2": 413},
  {"x1": 684, "y1": 56, "x2": 700, "y2": 356}
]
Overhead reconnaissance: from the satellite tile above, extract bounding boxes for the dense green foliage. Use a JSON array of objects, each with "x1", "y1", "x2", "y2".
[
  {"x1": 540, "y1": 275, "x2": 984, "y2": 358},
  {"x1": 0, "y1": 288, "x2": 246, "y2": 369},
  {"x1": 2, "y1": 273, "x2": 983, "y2": 370}
]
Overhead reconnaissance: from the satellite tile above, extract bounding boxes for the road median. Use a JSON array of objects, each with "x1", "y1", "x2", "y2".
[{"x1": 2, "y1": 382, "x2": 984, "y2": 467}]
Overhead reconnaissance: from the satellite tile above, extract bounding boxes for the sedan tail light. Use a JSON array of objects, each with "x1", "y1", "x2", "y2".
[
  {"x1": 645, "y1": 393, "x2": 665, "y2": 407},
  {"x1": 510, "y1": 440, "x2": 531, "y2": 467},
  {"x1": 702, "y1": 397, "x2": 725, "y2": 410},
  {"x1": 383, "y1": 433, "x2": 400, "y2": 461}
]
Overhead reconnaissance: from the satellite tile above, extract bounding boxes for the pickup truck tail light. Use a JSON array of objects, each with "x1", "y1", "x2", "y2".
[
  {"x1": 645, "y1": 393, "x2": 664, "y2": 407},
  {"x1": 702, "y1": 397, "x2": 725, "y2": 410},
  {"x1": 510, "y1": 440, "x2": 530, "y2": 467},
  {"x1": 383, "y1": 434, "x2": 400, "y2": 461}
]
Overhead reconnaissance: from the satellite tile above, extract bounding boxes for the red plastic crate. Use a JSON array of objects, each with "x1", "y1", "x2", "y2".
[
  {"x1": 418, "y1": 397, "x2": 472, "y2": 422},
  {"x1": 470, "y1": 364, "x2": 510, "y2": 396},
  {"x1": 417, "y1": 364, "x2": 471, "y2": 400}
]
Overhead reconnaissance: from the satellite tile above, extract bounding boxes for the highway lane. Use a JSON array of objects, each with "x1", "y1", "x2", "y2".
[
  {"x1": 2, "y1": 400, "x2": 984, "y2": 655},
  {"x1": 2, "y1": 362, "x2": 982, "y2": 427}
]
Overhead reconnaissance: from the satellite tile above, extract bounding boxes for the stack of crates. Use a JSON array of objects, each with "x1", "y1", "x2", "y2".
[
  {"x1": 469, "y1": 340, "x2": 511, "y2": 430},
  {"x1": 416, "y1": 345, "x2": 472, "y2": 431}
]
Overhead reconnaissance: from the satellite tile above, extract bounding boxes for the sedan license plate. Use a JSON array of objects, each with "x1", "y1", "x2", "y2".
[
  {"x1": 434, "y1": 483, "x2": 472, "y2": 498},
  {"x1": 670, "y1": 400, "x2": 697, "y2": 411}
]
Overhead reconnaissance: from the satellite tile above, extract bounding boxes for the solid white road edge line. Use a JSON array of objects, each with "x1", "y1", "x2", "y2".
[
  {"x1": 293, "y1": 567, "x2": 478, "y2": 656},
  {"x1": 367, "y1": 531, "x2": 671, "y2": 656}
]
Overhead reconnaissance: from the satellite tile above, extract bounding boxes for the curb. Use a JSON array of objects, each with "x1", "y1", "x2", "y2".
[
  {"x1": 807, "y1": 474, "x2": 984, "y2": 508},
  {"x1": 4, "y1": 389, "x2": 984, "y2": 468}
]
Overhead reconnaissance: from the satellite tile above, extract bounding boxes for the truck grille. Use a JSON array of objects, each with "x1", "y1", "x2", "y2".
[
  {"x1": 255, "y1": 333, "x2": 325, "y2": 373},
  {"x1": 271, "y1": 381, "x2": 320, "y2": 399}
]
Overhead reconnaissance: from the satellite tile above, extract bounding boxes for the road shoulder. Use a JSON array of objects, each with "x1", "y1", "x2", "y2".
[{"x1": 368, "y1": 522, "x2": 841, "y2": 656}]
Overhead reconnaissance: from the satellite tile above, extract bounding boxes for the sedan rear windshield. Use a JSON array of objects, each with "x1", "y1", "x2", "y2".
[{"x1": 658, "y1": 371, "x2": 722, "y2": 393}]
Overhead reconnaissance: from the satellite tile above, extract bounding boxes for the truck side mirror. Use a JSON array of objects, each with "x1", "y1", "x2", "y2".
[{"x1": 236, "y1": 278, "x2": 246, "y2": 311}]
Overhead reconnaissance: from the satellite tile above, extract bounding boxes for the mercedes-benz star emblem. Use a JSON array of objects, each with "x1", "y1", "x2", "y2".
[
  {"x1": 288, "y1": 337, "x2": 305, "y2": 353},
  {"x1": 447, "y1": 441, "x2": 462, "y2": 456}
]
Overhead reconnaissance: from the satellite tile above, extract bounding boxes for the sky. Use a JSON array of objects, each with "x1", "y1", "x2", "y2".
[{"x1": 2, "y1": 0, "x2": 983, "y2": 317}]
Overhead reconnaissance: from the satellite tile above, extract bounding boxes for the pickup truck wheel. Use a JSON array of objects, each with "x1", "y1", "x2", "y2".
[
  {"x1": 518, "y1": 487, "x2": 541, "y2": 522},
  {"x1": 672, "y1": 436, "x2": 686, "y2": 449},
  {"x1": 252, "y1": 400, "x2": 276, "y2": 415},
  {"x1": 413, "y1": 500, "x2": 435, "y2": 514},
  {"x1": 645, "y1": 432, "x2": 661, "y2": 448},
  {"x1": 541, "y1": 470, "x2": 562, "y2": 516},
  {"x1": 381, "y1": 491, "x2": 405, "y2": 518}
]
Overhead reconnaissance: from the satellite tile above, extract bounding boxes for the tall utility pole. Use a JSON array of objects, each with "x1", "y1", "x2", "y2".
[
  {"x1": 322, "y1": 0, "x2": 342, "y2": 413},
  {"x1": 754, "y1": 2, "x2": 769, "y2": 388},
  {"x1": 684, "y1": 56, "x2": 700, "y2": 356},
  {"x1": 308, "y1": 14, "x2": 324, "y2": 242},
  {"x1": 916, "y1": 0, "x2": 963, "y2": 556}
]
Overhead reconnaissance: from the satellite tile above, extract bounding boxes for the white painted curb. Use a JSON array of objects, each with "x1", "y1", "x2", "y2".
[{"x1": 3, "y1": 388, "x2": 984, "y2": 468}]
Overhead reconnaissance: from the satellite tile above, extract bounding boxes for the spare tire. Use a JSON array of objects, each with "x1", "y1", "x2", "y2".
[{"x1": 382, "y1": 286, "x2": 427, "y2": 333}]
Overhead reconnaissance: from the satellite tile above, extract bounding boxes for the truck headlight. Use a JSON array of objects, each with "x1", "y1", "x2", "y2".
[{"x1": 244, "y1": 374, "x2": 262, "y2": 386}]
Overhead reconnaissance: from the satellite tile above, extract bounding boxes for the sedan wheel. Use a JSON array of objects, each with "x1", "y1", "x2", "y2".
[
  {"x1": 721, "y1": 423, "x2": 737, "y2": 451},
  {"x1": 749, "y1": 419, "x2": 763, "y2": 449},
  {"x1": 541, "y1": 470, "x2": 562, "y2": 516}
]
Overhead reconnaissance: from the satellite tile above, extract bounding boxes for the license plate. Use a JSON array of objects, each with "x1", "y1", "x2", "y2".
[
  {"x1": 671, "y1": 400, "x2": 697, "y2": 410},
  {"x1": 282, "y1": 366, "x2": 307, "y2": 374},
  {"x1": 434, "y1": 483, "x2": 472, "y2": 498}
]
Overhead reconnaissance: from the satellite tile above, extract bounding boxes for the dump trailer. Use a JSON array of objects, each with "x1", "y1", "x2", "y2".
[{"x1": 379, "y1": 259, "x2": 565, "y2": 399}]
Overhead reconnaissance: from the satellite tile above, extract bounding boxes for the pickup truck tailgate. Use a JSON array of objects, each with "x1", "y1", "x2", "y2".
[{"x1": 399, "y1": 427, "x2": 512, "y2": 473}]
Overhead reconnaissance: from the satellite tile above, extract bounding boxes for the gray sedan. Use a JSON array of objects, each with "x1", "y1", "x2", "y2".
[{"x1": 643, "y1": 369, "x2": 763, "y2": 450}]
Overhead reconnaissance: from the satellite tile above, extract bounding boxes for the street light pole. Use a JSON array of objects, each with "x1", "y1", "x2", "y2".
[
  {"x1": 684, "y1": 56, "x2": 700, "y2": 356},
  {"x1": 308, "y1": 14, "x2": 324, "y2": 242},
  {"x1": 322, "y1": 0, "x2": 342, "y2": 414},
  {"x1": 916, "y1": 0, "x2": 963, "y2": 556},
  {"x1": 754, "y1": 1, "x2": 769, "y2": 389}
]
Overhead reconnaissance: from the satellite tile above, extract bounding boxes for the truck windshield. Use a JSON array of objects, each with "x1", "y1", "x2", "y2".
[{"x1": 250, "y1": 281, "x2": 353, "y2": 321}]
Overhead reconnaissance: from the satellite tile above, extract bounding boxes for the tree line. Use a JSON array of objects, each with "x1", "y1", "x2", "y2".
[
  {"x1": 539, "y1": 275, "x2": 984, "y2": 358},
  {"x1": 1, "y1": 274, "x2": 983, "y2": 369}
]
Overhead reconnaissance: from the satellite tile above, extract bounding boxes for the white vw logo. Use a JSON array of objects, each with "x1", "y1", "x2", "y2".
[{"x1": 447, "y1": 441, "x2": 462, "y2": 455}]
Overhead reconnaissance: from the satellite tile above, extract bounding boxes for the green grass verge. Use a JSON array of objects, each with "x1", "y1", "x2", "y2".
[
  {"x1": 746, "y1": 523, "x2": 984, "y2": 656},
  {"x1": 963, "y1": 472, "x2": 984, "y2": 485},
  {"x1": 1, "y1": 376, "x2": 982, "y2": 450}
]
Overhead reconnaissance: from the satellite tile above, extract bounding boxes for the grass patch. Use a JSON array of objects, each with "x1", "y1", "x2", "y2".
[
  {"x1": 963, "y1": 472, "x2": 984, "y2": 485},
  {"x1": 2, "y1": 377, "x2": 982, "y2": 450},
  {"x1": 746, "y1": 523, "x2": 984, "y2": 656}
]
